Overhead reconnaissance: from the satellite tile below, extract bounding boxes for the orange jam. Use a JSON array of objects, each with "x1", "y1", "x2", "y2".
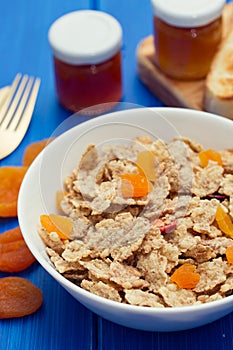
[
  {"x1": 151, "y1": 0, "x2": 225, "y2": 80},
  {"x1": 48, "y1": 10, "x2": 123, "y2": 114},
  {"x1": 53, "y1": 51, "x2": 122, "y2": 114}
]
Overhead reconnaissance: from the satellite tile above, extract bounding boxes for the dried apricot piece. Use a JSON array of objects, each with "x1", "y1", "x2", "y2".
[
  {"x1": 136, "y1": 150, "x2": 156, "y2": 182},
  {"x1": 0, "y1": 241, "x2": 35, "y2": 272},
  {"x1": 0, "y1": 226, "x2": 23, "y2": 243},
  {"x1": 0, "y1": 166, "x2": 27, "y2": 217},
  {"x1": 215, "y1": 204, "x2": 233, "y2": 239},
  {"x1": 198, "y1": 149, "x2": 223, "y2": 168},
  {"x1": 56, "y1": 190, "x2": 68, "y2": 213},
  {"x1": 120, "y1": 173, "x2": 152, "y2": 198},
  {"x1": 170, "y1": 264, "x2": 200, "y2": 289},
  {"x1": 40, "y1": 214, "x2": 73, "y2": 240},
  {"x1": 22, "y1": 139, "x2": 50, "y2": 167},
  {"x1": 226, "y1": 245, "x2": 233, "y2": 264},
  {"x1": 0, "y1": 277, "x2": 43, "y2": 319},
  {"x1": 0, "y1": 227, "x2": 35, "y2": 272}
]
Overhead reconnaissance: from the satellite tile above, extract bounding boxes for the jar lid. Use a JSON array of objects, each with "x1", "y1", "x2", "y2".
[
  {"x1": 48, "y1": 10, "x2": 122, "y2": 65},
  {"x1": 151, "y1": 0, "x2": 225, "y2": 27}
]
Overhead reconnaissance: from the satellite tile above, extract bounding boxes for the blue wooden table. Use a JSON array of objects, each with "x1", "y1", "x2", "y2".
[{"x1": 0, "y1": 1, "x2": 233, "y2": 349}]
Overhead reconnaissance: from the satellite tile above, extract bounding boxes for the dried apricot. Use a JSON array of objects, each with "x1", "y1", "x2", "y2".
[
  {"x1": 226, "y1": 245, "x2": 233, "y2": 265},
  {"x1": 40, "y1": 214, "x2": 73, "y2": 240},
  {"x1": 22, "y1": 139, "x2": 50, "y2": 167},
  {"x1": 136, "y1": 150, "x2": 156, "y2": 182},
  {"x1": 0, "y1": 166, "x2": 27, "y2": 217},
  {"x1": 0, "y1": 277, "x2": 42, "y2": 319},
  {"x1": 198, "y1": 149, "x2": 223, "y2": 168},
  {"x1": 56, "y1": 190, "x2": 68, "y2": 213},
  {"x1": 0, "y1": 227, "x2": 35, "y2": 272},
  {"x1": 120, "y1": 173, "x2": 152, "y2": 198},
  {"x1": 170, "y1": 264, "x2": 200, "y2": 289},
  {"x1": 215, "y1": 204, "x2": 233, "y2": 239},
  {"x1": 0, "y1": 226, "x2": 23, "y2": 243}
]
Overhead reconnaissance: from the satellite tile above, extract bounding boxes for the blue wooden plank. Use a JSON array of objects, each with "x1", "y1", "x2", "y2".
[
  {"x1": 0, "y1": 0, "x2": 93, "y2": 167},
  {"x1": 97, "y1": 0, "x2": 164, "y2": 109},
  {"x1": 0, "y1": 1, "x2": 96, "y2": 350},
  {"x1": 97, "y1": 315, "x2": 233, "y2": 350},
  {"x1": 0, "y1": 266, "x2": 95, "y2": 350}
]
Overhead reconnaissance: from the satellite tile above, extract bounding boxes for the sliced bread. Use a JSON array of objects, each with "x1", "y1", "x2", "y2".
[{"x1": 204, "y1": 7, "x2": 233, "y2": 119}]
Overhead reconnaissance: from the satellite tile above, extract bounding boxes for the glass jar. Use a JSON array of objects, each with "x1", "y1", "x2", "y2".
[
  {"x1": 48, "y1": 10, "x2": 123, "y2": 114},
  {"x1": 151, "y1": 0, "x2": 225, "y2": 80}
]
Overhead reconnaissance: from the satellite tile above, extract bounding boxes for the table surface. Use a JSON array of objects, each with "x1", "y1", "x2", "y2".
[{"x1": 1, "y1": 1, "x2": 233, "y2": 349}]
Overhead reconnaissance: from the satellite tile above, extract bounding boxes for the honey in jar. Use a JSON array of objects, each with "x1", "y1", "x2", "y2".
[
  {"x1": 48, "y1": 10, "x2": 123, "y2": 114},
  {"x1": 151, "y1": 0, "x2": 225, "y2": 80}
]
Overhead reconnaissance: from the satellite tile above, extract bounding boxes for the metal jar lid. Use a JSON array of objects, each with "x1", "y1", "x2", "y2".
[{"x1": 48, "y1": 10, "x2": 123, "y2": 65}]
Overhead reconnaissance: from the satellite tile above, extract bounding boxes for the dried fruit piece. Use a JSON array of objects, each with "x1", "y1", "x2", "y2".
[
  {"x1": 0, "y1": 277, "x2": 42, "y2": 319},
  {"x1": 151, "y1": 219, "x2": 177, "y2": 234},
  {"x1": 170, "y1": 264, "x2": 200, "y2": 289},
  {"x1": 198, "y1": 149, "x2": 223, "y2": 168},
  {"x1": 120, "y1": 173, "x2": 151, "y2": 198},
  {"x1": 226, "y1": 245, "x2": 233, "y2": 265},
  {"x1": 136, "y1": 150, "x2": 156, "y2": 182},
  {"x1": 215, "y1": 204, "x2": 233, "y2": 239},
  {"x1": 0, "y1": 166, "x2": 28, "y2": 217},
  {"x1": 22, "y1": 139, "x2": 50, "y2": 167},
  {"x1": 40, "y1": 214, "x2": 73, "y2": 240},
  {"x1": 56, "y1": 191, "x2": 67, "y2": 213},
  {"x1": 0, "y1": 226, "x2": 23, "y2": 243},
  {"x1": 0, "y1": 227, "x2": 35, "y2": 272},
  {"x1": 206, "y1": 193, "x2": 228, "y2": 201},
  {"x1": 0, "y1": 242, "x2": 35, "y2": 272}
]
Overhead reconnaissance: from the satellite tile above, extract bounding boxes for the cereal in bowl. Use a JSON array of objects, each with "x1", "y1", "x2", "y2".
[{"x1": 38, "y1": 136, "x2": 233, "y2": 307}]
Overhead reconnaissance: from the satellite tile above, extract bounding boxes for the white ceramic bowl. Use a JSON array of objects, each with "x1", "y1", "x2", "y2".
[{"x1": 18, "y1": 107, "x2": 233, "y2": 332}]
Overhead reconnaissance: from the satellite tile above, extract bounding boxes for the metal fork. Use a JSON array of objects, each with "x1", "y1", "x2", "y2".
[{"x1": 0, "y1": 73, "x2": 40, "y2": 160}]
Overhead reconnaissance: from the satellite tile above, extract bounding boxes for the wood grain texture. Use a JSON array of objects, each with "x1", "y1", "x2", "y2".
[{"x1": 136, "y1": 3, "x2": 233, "y2": 111}]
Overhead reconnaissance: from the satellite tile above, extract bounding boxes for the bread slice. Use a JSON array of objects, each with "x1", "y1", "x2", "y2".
[{"x1": 204, "y1": 9, "x2": 233, "y2": 119}]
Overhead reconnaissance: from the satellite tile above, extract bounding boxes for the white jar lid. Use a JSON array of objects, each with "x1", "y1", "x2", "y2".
[
  {"x1": 48, "y1": 10, "x2": 122, "y2": 65},
  {"x1": 151, "y1": 0, "x2": 225, "y2": 27}
]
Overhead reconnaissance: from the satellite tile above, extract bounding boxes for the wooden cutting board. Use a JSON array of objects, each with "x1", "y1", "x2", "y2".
[{"x1": 136, "y1": 3, "x2": 233, "y2": 111}]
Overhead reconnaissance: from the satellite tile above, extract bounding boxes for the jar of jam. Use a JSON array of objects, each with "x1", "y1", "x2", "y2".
[
  {"x1": 48, "y1": 10, "x2": 123, "y2": 114},
  {"x1": 151, "y1": 0, "x2": 225, "y2": 80}
]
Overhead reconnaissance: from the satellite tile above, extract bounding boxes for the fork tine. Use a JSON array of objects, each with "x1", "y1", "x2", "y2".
[
  {"x1": 12, "y1": 77, "x2": 40, "y2": 132},
  {"x1": 0, "y1": 73, "x2": 22, "y2": 125},
  {"x1": 0, "y1": 74, "x2": 40, "y2": 160},
  {"x1": 0, "y1": 74, "x2": 29, "y2": 130},
  {"x1": 8, "y1": 76, "x2": 34, "y2": 131}
]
